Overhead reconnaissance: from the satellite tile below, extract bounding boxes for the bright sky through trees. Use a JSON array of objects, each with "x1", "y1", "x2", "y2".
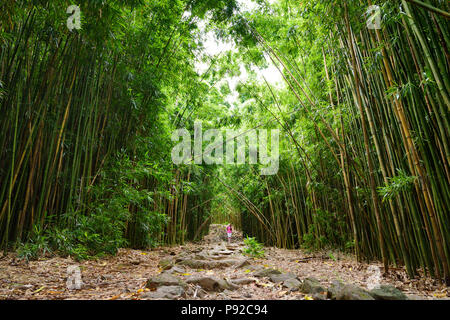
[{"x1": 196, "y1": 0, "x2": 283, "y2": 107}]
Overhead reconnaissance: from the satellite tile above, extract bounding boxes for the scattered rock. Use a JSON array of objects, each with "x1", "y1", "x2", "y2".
[
  {"x1": 231, "y1": 278, "x2": 256, "y2": 285},
  {"x1": 369, "y1": 285, "x2": 409, "y2": 300},
  {"x1": 178, "y1": 259, "x2": 205, "y2": 269},
  {"x1": 219, "y1": 278, "x2": 239, "y2": 291},
  {"x1": 163, "y1": 265, "x2": 185, "y2": 274},
  {"x1": 270, "y1": 272, "x2": 297, "y2": 283},
  {"x1": 1, "y1": 223, "x2": 432, "y2": 301},
  {"x1": 209, "y1": 255, "x2": 233, "y2": 261},
  {"x1": 146, "y1": 273, "x2": 186, "y2": 289},
  {"x1": 143, "y1": 285, "x2": 185, "y2": 299},
  {"x1": 178, "y1": 258, "x2": 247, "y2": 269},
  {"x1": 335, "y1": 284, "x2": 375, "y2": 300},
  {"x1": 312, "y1": 292, "x2": 327, "y2": 300},
  {"x1": 327, "y1": 279, "x2": 345, "y2": 299},
  {"x1": 209, "y1": 248, "x2": 234, "y2": 256},
  {"x1": 192, "y1": 253, "x2": 210, "y2": 260},
  {"x1": 158, "y1": 258, "x2": 174, "y2": 270},
  {"x1": 177, "y1": 259, "x2": 204, "y2": 269},
  {"x1": 234, "y1": 258, "x2": 251, "y2": 268},
  {"x1": 300, "y1": 277, "x2": 326, "y2": 295},
  {"x1": 245, "y1": 265, "x2": 263, "y2": 272},
  {"x1": 283, "y1": 278, "x2": 302, "y2": 291},
  {"x1": 186, "y1": 276, "x2": 230, "y2": 292},
  {"x1": 253, "y1": 268, "x2": 282, "y2": 278}
]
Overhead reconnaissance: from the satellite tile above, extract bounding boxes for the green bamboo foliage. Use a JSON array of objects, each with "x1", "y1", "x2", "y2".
[
  {"x1": 0, "y1": 6, "x2": 123, "y2": 247},
  {"x1": 229, "y1": 0, "x2": 449, "y2": 283},
  {"x1": 0, "y1": 0, "x2": 219, "y2": 251}
]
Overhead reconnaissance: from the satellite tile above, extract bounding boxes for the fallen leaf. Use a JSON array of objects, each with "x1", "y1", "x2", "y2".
[
  {"x1": 48, "y1": 290, "x2": 64, "y2": 294},
  {"x1": 258, "y1": 282, "x2": 274, "y2": 288},
  {"x1": 32, "y1": 286, "x2": 45, "y2": 294}
]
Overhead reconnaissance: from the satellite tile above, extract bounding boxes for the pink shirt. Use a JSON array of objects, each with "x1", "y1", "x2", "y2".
[{"x1": 226, "y1": 226, "x2": 232, "y2": 233}]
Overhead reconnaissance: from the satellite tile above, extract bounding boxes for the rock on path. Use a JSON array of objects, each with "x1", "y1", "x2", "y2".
[{"x1": 142, "y1": 224, "x2": 430, "y2": 301}]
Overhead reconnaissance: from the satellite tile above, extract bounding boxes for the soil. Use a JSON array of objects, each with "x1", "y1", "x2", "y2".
[{"x1": 0, "y1": 224, "x2": 448, "y2": 300}]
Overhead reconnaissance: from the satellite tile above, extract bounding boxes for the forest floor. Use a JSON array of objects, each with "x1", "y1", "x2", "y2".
[{"x1": 0, "y1": 225, "x2": 448, "y2": 300}]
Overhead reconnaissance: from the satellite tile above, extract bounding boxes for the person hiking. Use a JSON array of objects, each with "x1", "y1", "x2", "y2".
[{"x1": 226, "y1": 224, "x2": 232, "y2": 244}]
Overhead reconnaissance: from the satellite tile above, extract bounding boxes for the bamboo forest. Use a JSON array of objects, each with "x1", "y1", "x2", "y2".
[{"x1": 0, "y1": 0, "x2": 449, "y2": 302}]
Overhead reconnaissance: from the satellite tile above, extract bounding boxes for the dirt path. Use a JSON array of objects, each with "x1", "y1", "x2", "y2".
[{"x1": 0, "y1": 224, "x2": 448, "y2": 300}]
